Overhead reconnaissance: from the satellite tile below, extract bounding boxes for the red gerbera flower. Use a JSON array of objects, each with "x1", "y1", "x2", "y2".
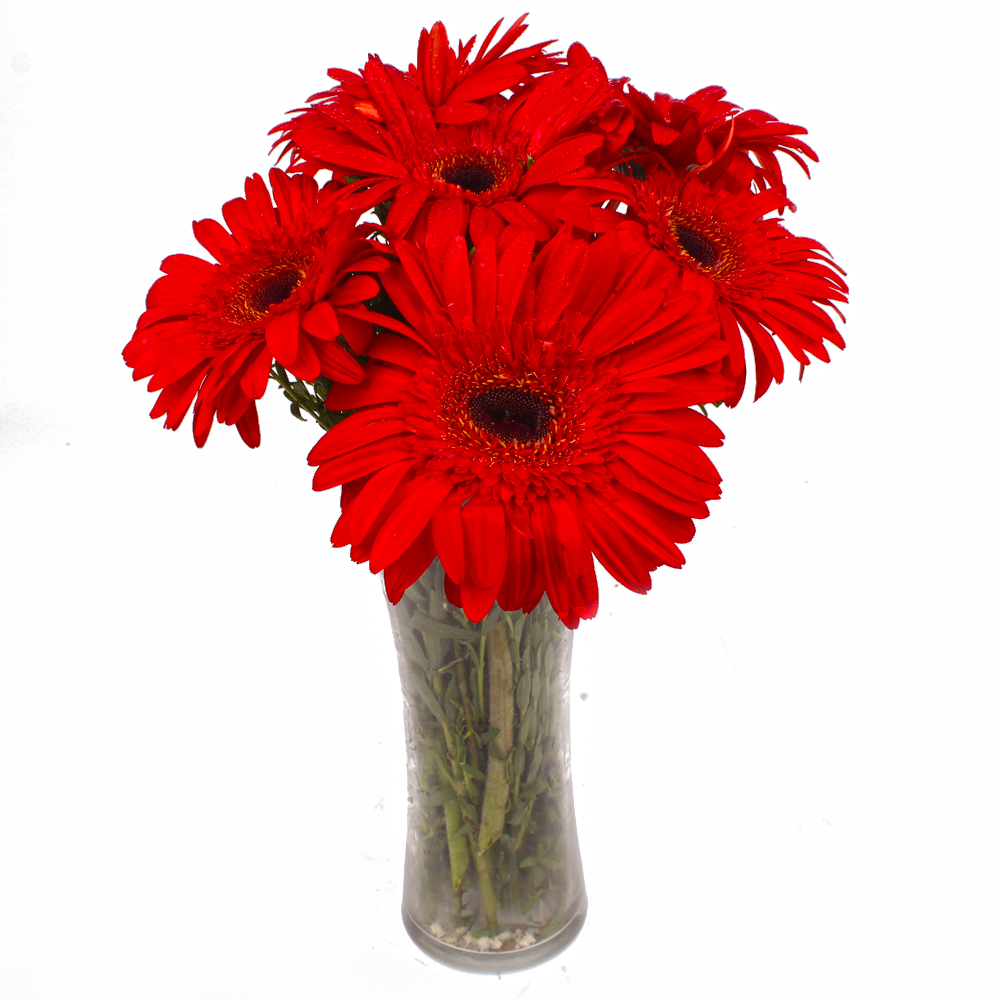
[
  {"x1": 617, "y1": 84, "x2": 818, "y2": 206},
  {"x1": 123, "y1": 168, "x2": 389, "y2": 447},
  {"x1": 309, "y1": 15, "x2": 564, "y2": 126},
  {"x1": 617, "y1": 167, "x2": 848, "y2": 403},
  {"x1": 272, "y1": 22, "x2": 618, "y2": 244},
  {"x1": 307, "y1": 228, "x2": 733, "y2": 628}
]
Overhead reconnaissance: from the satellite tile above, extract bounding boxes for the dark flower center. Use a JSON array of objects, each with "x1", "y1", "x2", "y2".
[
  {"x1": 249, "y1": 267, "x2": 304, "y2": 313},
  {"x1": 440, "y1": 161, "x2": 498, "y2": 194},
  {"x1": 674, "y1": 224, "x2": 720, "y2": 268},
  {"x1": 468, "y1": 387, "x2": 551, "y2": 443}
]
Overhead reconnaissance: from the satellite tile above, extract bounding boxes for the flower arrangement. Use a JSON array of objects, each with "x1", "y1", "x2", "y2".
[{"x1": 123, "y1": 14, "x2": 846, "y2": 970}]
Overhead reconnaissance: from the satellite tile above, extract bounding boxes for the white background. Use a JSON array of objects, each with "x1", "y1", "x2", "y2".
[{"x1": 1, "y1": 0, "x2": 997, "y2": 997}]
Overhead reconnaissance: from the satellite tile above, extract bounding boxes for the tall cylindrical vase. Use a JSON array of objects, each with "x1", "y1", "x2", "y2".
[{"x1": 386, "y1": 560, "x2": 587, "y2": 973}]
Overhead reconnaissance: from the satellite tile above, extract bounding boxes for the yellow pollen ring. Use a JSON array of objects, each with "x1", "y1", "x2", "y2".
[{"x1": 223, "y1": 256, "x2": 312, "y2": 325}]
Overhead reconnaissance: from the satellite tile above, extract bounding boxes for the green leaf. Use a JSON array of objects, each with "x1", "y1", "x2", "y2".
[
  {"x1": 521, "y1": 779, "x2": 548, "y2": 799},
  {"x1": 402, "y1": 635, "x2": 429, "y2": 671},
  {"x1": 480, "y1": 606, "x2": 504, "y2": 633},
  {"x1": 460, "y1": 762, "x2": 486, "y2": 781},
  {"x1": 518, "y1": 856, "x2": 538, "y2": 869},
  {"x1": 521, "y1": 888, "x2": 544, "y2": 915},
  {"x1": 525, "y1": 746, "x2": 544, "y2": 785},
  {"x1": 513, "y1": 616, "x2": 526, "y2": 647},
  {"x1": 507, "y1": 804, "x2": 528, "y2": 826},
  {"x1": 478, "y1": 727, "x2": 500, "y2": 745},
  {"x1": 519, "y1": 704, "x2": 537, "y2": 747},
  {"x1": 516, "y1": 672, "x2": 531, "y2": 714},
  {"x1": 444, "y1": 676, "x2": 459, "y2": 723},
  {"x1": 412, "y1": 610, "x2": 480, "y2": 643},
  {"x1": 512, "y1": 744, "x2": 526, "y2": 781},
  {"x1": 477, "y1": 623, "x2": 515, "y2": 855},
  {"x1": 443, "y1": 799, "x2": 470, "y2": 890},
  {"x1": 488, "y1": 741, "x2": 507, "y2": 764},
  {"x1": 538, "y1": 856, "x2": 565, "y2": 870},
  {"x1": 289, "y1": 402, "x2": 307, "y2": 422},
  {"x1": 412, "y1": 674, "x2": 446, "y2": 725}
]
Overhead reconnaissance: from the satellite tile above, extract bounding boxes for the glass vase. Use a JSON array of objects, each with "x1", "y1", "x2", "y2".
[{"x1": 386, "y1": 560, "x2": 587, "y2": 973}]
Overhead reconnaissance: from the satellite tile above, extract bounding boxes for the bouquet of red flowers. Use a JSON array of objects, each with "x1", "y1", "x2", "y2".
[{"x1": 124, "y1": 15, "x2": 846, "y2": 971}]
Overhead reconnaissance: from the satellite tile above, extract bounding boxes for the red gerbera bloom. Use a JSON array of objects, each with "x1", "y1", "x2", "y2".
[
  {"x1": 617, "y1": 84, "x2": 818, "y2": 206},
  {"x1": 617, "y1": 167, "x2": 848, "y2": 403},
  {"x1": 272, "y1": 21, "x2": 618, "y2": 244},
  {"x1": 123, "y1": 169, "x2": 389, "y2": 447},
  {"x1": 306, "y1": 15, "x2": 564, "y2": 126},
  {"x1": 307, "y1": 228, "x2": 733, "y2": 628}
]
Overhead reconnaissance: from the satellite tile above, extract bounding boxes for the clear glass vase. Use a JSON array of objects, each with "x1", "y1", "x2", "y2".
[{"x1": 386, "y1": 560, "x2": 587, "y2": 973}]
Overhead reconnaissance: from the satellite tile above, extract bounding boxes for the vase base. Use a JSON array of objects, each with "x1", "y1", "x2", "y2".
[{"x1": 401, "y1": 897, "x2": 588, "y2": 974}]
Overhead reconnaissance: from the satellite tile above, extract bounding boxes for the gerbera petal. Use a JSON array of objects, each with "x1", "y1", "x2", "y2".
[
  {"x1": 314, "y1": 339, "x2": 364, "y2": 383},
  {"x1": 614, "y1": 441, "x2": 716, "y2": 503},
  {"x1": 149, "y1": 363, "x2": 208, "y2": 426},
  {"x1": 434, "y1": 101, "x2": 491, "y2": 124},
  {"x1": 311, "y1": 436, "x2": 412, "y2": 491},
  {"x1": 364, "y1": 332, "x2": 428, "y2": 371},
  {"x1": 337, "y1": 311, "x2": 376, "y2": 356},
  {"x1": 371, "y1": 473, "x2": 455, "y2": 572},
  {"x1": 238, "y1": 343, "x2": 273, "y2": 400},
  {"x1": 496, "y1": 230, "x2": 535, "y2": 325},
  {"x1": 471, "y1": 236, "x2": 498, "y2": 328},
  {"x1": 620, "y1": 408, "x2": 724, "y2": 447},
  {"x1": 606, "y1": 495, "x2": 685, "y2": 569},
  {"x1": 469, "y1": 206, "x2": 506, "y2": 247},
  {"x1": 426, "y1": 200, "x2": 472, "y2": 265},
  {"x1": 324, "y1": 364, "x2": 413, "y2": 409},
  {"x1": 235, "y1": 402, "x2": 261, "y2": 448},
  {"x1": 580, "y1": 288, "x2": 667, "y2": 354},
  {"x1": 431, "y1": 496, "x2": 466, "y2": 585},
  {"x1": 578, "y1": 504, "x2": 653, "y2": 593},
  {"x1": 192, "y1": 218, "x2": 238, "y2": 263},
  {"x1": 287, "y1": 333, "x2": 321, "y2": 382},
  {"x1": 385, "y1": 183, "x2": 432, "y2": 238},
  {"x1": 461, "y1": 496, "x2": 507, "y2": 591},
  {"x1": 494, "y1": 200, "x2": 551, "y2": 241},
  {"x1": 350, "y1": 460, "x2": 419, "y2": 544},
  {"x1": 383, "y1": 525, "x2": 437, "y2": 604},
  {"x1": 529, "y1": 502, "x2": 570, "y2": 618},
  {"x1": 458, "y1": 576, "x2": 500, "y2": 623},
  {"x1": 309, "y1": 411, "x2": 407, "y2": 464},
  {"x1": 443, "y1": 573, "x2": 463, "y2": 609},
  {"x1": 300, "y1": 301, "x2": 340, "y2": 341},
  {"x1": 328, "y1": 274, "x2": 382, "y2": 307},
  {"x1": 265, "y1": 309, "x2": 301, "y2": 369},
  {"x1": 442, "y1": 236, "x2": 474, "y2": 326},
  {"x1": 160, "y1": 254, "x2": 215, "y2": 282},
  {"x1": 518, "y1": 134, "x2": 605, "y2": 190},
  {"x1": 535, "y1": 239, "x2": 589, "y2": 328},
  {"x1": 497, "y1": 523, "x2": 536, "y2": 610},
  {"x1": 621, "y1": 434, "x2": 721, "y2": 485}
]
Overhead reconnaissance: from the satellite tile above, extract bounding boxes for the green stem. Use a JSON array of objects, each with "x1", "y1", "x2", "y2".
[
  {"x1": 454, "y1": 663, "x2": 480, "y2": 765},
  {"x1": 472, "y1": 841, "x2": 499, "y2": 928},
  {"x1": 431, "y1": 673, "x2": 457, "y2": 761},
  {"x1": 513, "y1": 795, "x2": 536, "y2": 852},
  {"x1": 476, "y1": 633, "x2": 486, "y2": 720},
  {"x1": 477, "y1": 622, "x2": 515, "y2": 856},
  {"x1": 437, "y1": 760, "x2": 470, "y2": 893}
]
